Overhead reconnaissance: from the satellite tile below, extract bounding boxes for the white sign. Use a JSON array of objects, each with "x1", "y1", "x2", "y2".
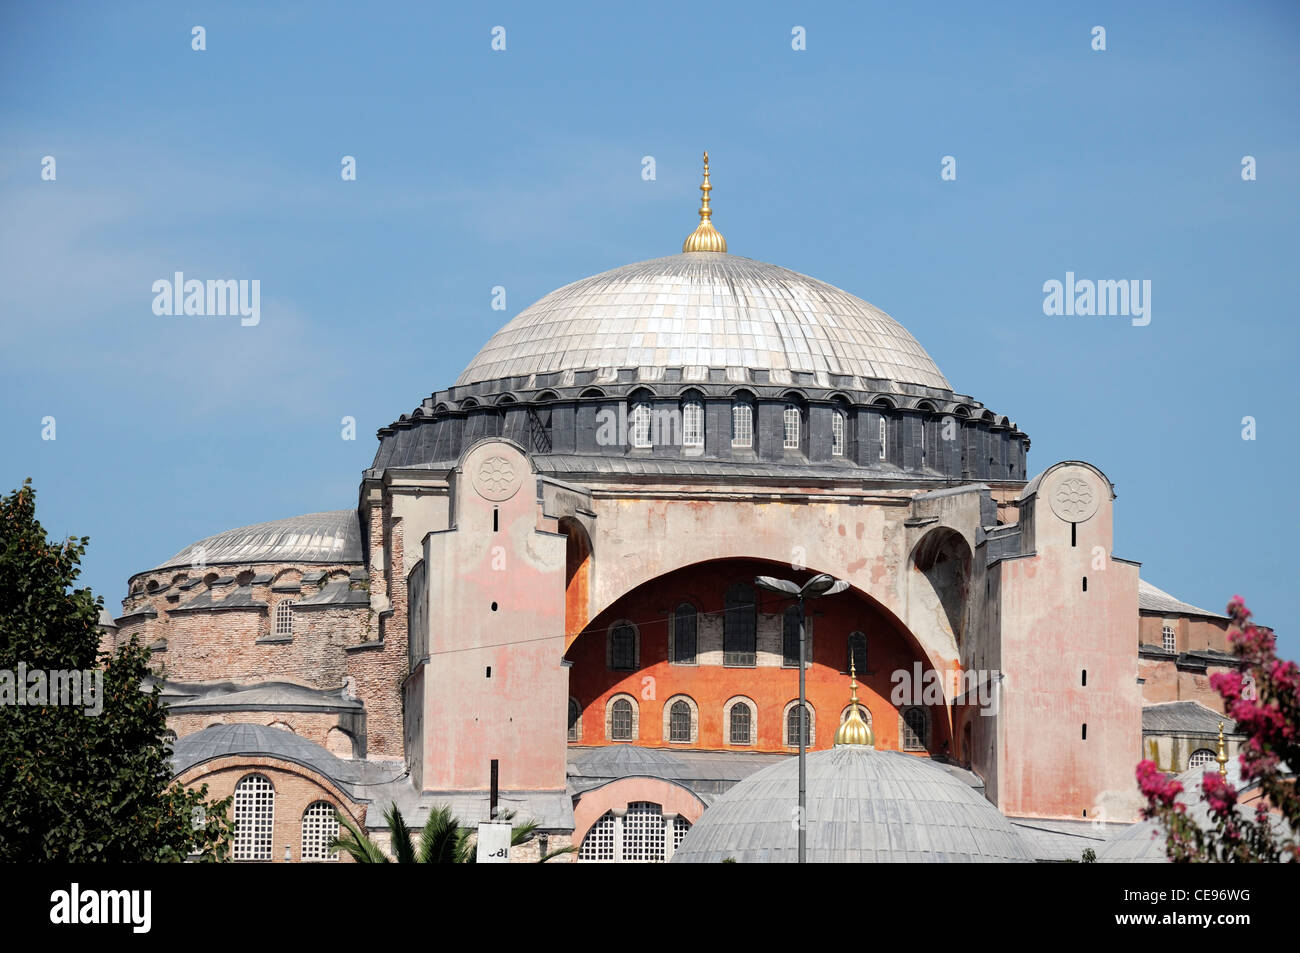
[{"x1": 476, "y1": 822, "x2": 512, "y2": 863}]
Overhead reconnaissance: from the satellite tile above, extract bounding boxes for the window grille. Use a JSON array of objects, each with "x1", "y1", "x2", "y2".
[
  {"x1": 301, "y1": 802, "x2": 339, "y2": 862},
  {"x1": 783, "y1": 404, "x2": 800, "y2": 449},
  {"x1": 731, "y1": 402, "x2": 753, "y2": 447},
  {"x1": 682, "y1": 399, "x2": 704, "y2": 448},
  {"x1": 578, "y1": 811, "x2": 615, "y2": 861},
  {"x1": 233, "y1": 774, "x2": 275, "y2": 861},
  {"x1": 610, "y1": 698, "x2": 634, "y2": 741},
  {"x1": 623, "y1": 802, "x2": 664, "y2": 862},
  {"x1": 729, "y1": 702, "x2": 752, "y2": 745}
]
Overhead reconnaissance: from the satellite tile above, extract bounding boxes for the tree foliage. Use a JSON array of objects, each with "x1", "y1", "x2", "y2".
[
  {"x1": 1136, "y1": 597, "x2": 1298, "y2": 862},
  {"x1": 0, "y1": 480, "x2": 233, "y2": 861}
]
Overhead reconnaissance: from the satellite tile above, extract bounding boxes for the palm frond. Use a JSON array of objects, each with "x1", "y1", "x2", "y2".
[
  {"x1": 329, "y1": 810, "x2": 389, "y2": 863},
  {"x1": 385, "y1": 803, "x2": 417, "y2": 864}
]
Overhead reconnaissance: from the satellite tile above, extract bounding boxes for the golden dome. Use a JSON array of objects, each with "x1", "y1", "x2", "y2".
[
  {"x1": 682, "y1": 151, "x2": 727, "y2": 253},
  {"x1": 834, "y1": 660, "x2": 874, "y2": 747}
]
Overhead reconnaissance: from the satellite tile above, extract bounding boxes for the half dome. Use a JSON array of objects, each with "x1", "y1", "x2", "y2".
[
  {"x1": 154, "y1": 510, "x2": 363, "y2": 571},
  {"x1": 671, "y1": 744, "x2": 1033, "y2": 863},
  {"x1": 456, "y1": 253, "x2": 950, "y2": 391}
]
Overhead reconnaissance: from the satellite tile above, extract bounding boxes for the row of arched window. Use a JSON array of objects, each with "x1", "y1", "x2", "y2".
[
  {"x1": 627, "y1": 394, "x2": 844, "y2": 455},
  {"x1": 232, "y1": 773, "x2": 339, "y2": 862},
  {"x1": 577, "y1": 801, "x2": 692, "y2": 862},
  {"x1": 569, "y1": 694, "x2": 931, "y2": 751},
  {"x1": 608, "y1": 591, "x2": 871, "y2": 671}
]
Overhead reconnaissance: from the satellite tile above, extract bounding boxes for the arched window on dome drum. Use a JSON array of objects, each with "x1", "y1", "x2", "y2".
[
  {"x1": 729, "y1": 703, "x2": 752, "y2": 745},
  {"x1": 300, "y1": 801, "x2": 340, "y2": 862},
  {"x1": 610, "y1": 698, "x2": 634, "y2": 741},
  {"x1": 669, "y1": 700, "x2": 691, "y2": 743},
  {"x1": 568, "y1": 698, "x2": 582, "y2": 741},
  {"x1": 786, "y1": 703, "x2": 812, "y2": 748},
  {"x1": 275, "y1": 600, "x2": 295, "y2": 639},
  {"x1": 630, "y1": 400, "x2": 652, "y2": 449},
  {"x1": 723, "y1": 583, "x2": 756, "y2": 667},
  {"x1": 233, "y1": 773, "x2": 275, "y2": 861},
  {"x1": 731, "y1": 400, "x2": 753, "y2": 448},
  {"x1": 783, "y1": 404, "x2": 800, "y2": 450},
  {"x1": 1187, "y1": 748, "x2": 1216, "y2": 771},
  {"x1": 781, "y1": 605, "x2": 802, "y2": 668},
  {"x1": 578, "y1": 811, "x2": 616, "y2": 861},
  {"x1": 831, "y1": 410, "x2": 846, "y2": 456},
  {"x1": 902, "y1": 707, "x2": 928, "y2": 751},
  {"x1": 682, "y1": 398, "x2": 704, "y2": 450},
  {"x1": 847, "y1": 631, "x2": 867, "y2": 675},
  {"x1": 611, "y1": 623, "x2": 636, "y2": 670},
  {"x1": 1162, "y1": 624, "x2": 1176, "y2": 653},
  {"x1": 878, "y1": 416, "x2": 887, "y2": 461},
  {"x1": 672, "y1": 603, "x2": 697, "y2": 664}
]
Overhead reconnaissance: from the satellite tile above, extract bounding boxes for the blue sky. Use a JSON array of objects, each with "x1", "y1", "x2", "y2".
[{"x1": 1, "y1": 1, "x2": 1297, "y2": 653}]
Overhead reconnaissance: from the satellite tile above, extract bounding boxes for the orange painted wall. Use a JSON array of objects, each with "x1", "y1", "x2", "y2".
[{"x1": 565, "y1": 558, "x2": 950, "y2": 755}]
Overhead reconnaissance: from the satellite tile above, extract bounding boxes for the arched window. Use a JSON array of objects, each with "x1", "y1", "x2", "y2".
[
  {"x1": 301, "y1": 801, "x2": 340, "y2": 862},
  {"x1": 568, "y1": 698, "x2": 582, "y2": 741},
  {"x1": 783, "y1": 404, "x2": 801, "y2": 449},
  {"x1": 623, "y1": 802, "x2": 665, "y2": 862},
  {"x1": 609, "y1": 622, "x2": 637, "y2": 671},
  {"x1": 1162, "y1": 625, "x2": 1176, "y2": 653},
  {"x1": 274, "y1": 600, "x2": 295, "y2": 639},
  {"x1": 630, "y1": 400, "x2": 652, "y2": 449},
  {"x1": 727, "y1": 698, "x2": 754, "y2": 745},
  {"x1": 782, "y1": 605, "x2": 802, "y2": 668},
  {"x1": 831, "y1": 410, "x2": 846, "y2": 456},
  {"x1": 578, "y1": 811, "x2": 616, "y2": 861},
  {"x1": 669, "y1": 700, "x2": 692, "y2": 743},
  {"x1": 847, "y1": 631, "x2": 867, "y2": 674},
  {"x1": 672, "y1": 603, "x2": 697, "y2": 665},
  {"x1": 233, "y1": 773, "x2": 275, "y2": 861},
  {"x1": 682, "y1": 397, "x2": 704, "y2": 449},
  {"x1": 673, "y1": 816, "x2": 691, "y2": 850},
  {"x1": 1187, "y1": 748, "x2": 1216, "y2": 771},
  {"x1": 878, "y1": 415, "x2": 887, "y2": 461},
  {"x1": 723, "y1": 583, "x2": 756, "y2": 667},
  {"x1": 901, "y1": 707, "x2": 929, "y2": 751},
  {"x1": 786, "y1": 703, "x2": 813, "y2": 748},
  {"x1": 610, "y1": 698, "x2": 634, "y2": 741},
  {"x1": 731, "y1": 400, "x2": 753, "y2": 448}
]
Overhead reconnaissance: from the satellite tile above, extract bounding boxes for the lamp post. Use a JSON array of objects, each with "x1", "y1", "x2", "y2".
[{"x1": 754, "y1": 572, "x2": 848, "y2": 864}]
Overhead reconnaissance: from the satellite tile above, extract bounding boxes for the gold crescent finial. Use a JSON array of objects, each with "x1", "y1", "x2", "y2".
[
  {"x1": 682, "y1": 150, "x2": 727, "y2": 253},
  {"x1": 1216, "y1": 721, "x2": 1229, "y2": 778},
  {"x1": 834, "y1": 657, "x2": 874, "y2": 747}
]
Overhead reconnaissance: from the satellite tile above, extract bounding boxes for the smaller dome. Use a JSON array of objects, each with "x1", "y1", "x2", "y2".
[
  {"x1": 153, "y1": 510, "x2": 362, "y2": 571},
  {"x1": 672, "y1": 745, "x2": 1033, "y2": 863}
]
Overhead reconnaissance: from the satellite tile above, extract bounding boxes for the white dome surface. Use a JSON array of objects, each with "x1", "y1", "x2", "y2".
[
  {"x1": 456, "y1": 253, "x2": 950, "y2": 391},
  {"x1": 671, "y1": 744, "x2": 1033, "y2": 863}
]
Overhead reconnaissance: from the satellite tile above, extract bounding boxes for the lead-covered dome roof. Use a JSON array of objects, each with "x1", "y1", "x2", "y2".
[
  {"x1": 455, "y1": 253, "x2": 951, "y2": 392},
  {"x1": 153, "y1": 510, "x2": 362, "y2": 571},
  {"x1": 671, "y1": 744, "x2": 1033, "y2": 863}
]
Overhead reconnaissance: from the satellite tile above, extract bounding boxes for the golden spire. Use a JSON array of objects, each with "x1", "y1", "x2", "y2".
[
  {"x1": 682, "y1": 151, "x2": 727, "y2": 253},
  {"x1": 833, "y1": 658, "x2": 874, "y2": 747},
  {"x1": 1216, "y1": 722, "x2": 1229, "y2": 778}
]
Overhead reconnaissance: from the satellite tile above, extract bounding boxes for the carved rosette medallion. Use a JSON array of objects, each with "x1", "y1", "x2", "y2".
[
  {"x1": 473, "y1": 454, "x2": 522, "y2": 502},
  {"x1": 1049, "y1": 474, "x2": 1100, "y2": 523}
]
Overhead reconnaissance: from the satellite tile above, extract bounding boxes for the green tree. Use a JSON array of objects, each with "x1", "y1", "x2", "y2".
[
  {"x1": 332, "y1": 802, "x2": 576, "y2": 863},
  {"x1": 0, "y1": 480, "x2": 233, "y2": 861}
]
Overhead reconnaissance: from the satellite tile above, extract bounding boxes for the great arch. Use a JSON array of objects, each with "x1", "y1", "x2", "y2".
[{"x1": 563, "y1": 557, "x2": 954, "y2": 756}]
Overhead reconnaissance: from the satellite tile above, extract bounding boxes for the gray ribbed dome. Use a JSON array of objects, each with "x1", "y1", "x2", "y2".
[
  {"x1": 154, "y1": 510, "x2": 362, "y2": 571},
  {"x1": 671, "y1": 745, "x2": 1033, "y2": 863},
  {"x1": 456, "y1": 253, "x2": 950, "y2": 391}
]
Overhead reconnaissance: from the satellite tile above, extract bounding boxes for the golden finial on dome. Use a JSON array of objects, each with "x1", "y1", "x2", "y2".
[
  {"x1": 682, "y1": 150, "x2": 727, "y2": 253},
  {"x1": 834, "y1": 658, "x2": 874, "y2": 747},
  {"x1": 1216, "y1": 721, "x2": 1229, "y2": 778}
]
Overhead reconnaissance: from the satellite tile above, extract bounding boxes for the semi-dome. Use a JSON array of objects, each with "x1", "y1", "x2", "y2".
[
  {"x1": 671, "y1": 744, "x2": 1033, "y2": 863},
  {"x1": 153, "y1": 510, "x2": 363, "y2": 571},
  {"x1": 456, "y1": 253, "x2": 950, "y2": 391}
]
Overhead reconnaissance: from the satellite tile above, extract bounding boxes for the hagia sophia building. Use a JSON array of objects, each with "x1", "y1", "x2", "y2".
[{"x1": 98, "y1": 155, "x2": 1251, "y2": 863}]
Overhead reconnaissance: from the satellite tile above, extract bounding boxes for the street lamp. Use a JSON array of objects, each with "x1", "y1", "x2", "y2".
[{"x1": 754, "y1": 572, "x2": 849, "y2": 863}]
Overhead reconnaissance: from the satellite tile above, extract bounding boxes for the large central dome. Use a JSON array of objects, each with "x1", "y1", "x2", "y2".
[{"x1": 455, "y1": 252, "x2": 950, "y2": 391}]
